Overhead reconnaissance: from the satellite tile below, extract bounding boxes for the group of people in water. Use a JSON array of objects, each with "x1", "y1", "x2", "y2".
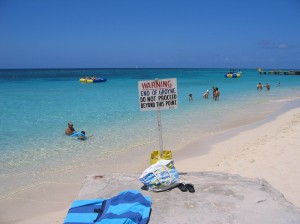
[
  {"x1": 189, "y1": 82, "x2": 280, "y2": 101},
  {"x1": 65, "y1": 122, "x2": 87, "y2": 140},
  {"x1": 257, "y1": 82, "x2": 271, "y2": 90},
  {"x1": 189, "y1": 86, "x2": 220, "y2": 101},
  {"x1": 190, "y1": 81, "x2": 275, "y2": 101}
]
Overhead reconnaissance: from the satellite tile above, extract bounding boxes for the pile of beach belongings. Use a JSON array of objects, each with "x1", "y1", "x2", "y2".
[
  {"x1": 139, "y1": 159, "x2": 180, "y2": 191},
  {"x1": 64, "y1": 190, "x2": 151, "y2": 224},
  {"x1": 139, "y1": 159, "x2": 195, "y2": 193}
]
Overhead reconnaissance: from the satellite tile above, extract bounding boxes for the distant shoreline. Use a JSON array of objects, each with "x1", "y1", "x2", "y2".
[{"x1": 1, "y1": 67, "x2": 300, "y2": 70}]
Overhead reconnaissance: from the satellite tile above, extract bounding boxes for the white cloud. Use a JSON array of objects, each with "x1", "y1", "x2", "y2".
[
  {"x1": 278, "y1": 43, "x2": 288, "y2": 49},
  {"x1": 257, "y1": 40, "x2": 289, "y2": 49}
]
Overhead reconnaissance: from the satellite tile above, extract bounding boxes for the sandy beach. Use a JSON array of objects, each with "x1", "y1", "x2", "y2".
[
  {"x1": 176, "y1": 106, "x2": 300, "y2": 208},
  {"x1": 1, "y1": 103, "x2": 300, "y2": 223}
]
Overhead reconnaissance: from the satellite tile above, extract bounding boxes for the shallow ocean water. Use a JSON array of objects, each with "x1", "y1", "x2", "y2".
[{"x1": 1, "y1": 68, "x2": 300, "y2": 176}]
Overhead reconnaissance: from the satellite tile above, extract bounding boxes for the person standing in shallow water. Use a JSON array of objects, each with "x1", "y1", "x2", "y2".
[
  {"x1": 189, "y1": 93, "x2": 193, "y2": 101},
  {"x1": 257, "y1": 82, "x2": 263, "y2": 90},
  {"x1": 65, "y1": 122, "x2": 75, "y2": 135},
  {"x1": 213, "y1": 87, "x2": 220, "y2": 101},
  {"x1": 212, "y1": 86, "x2": 216, "y2": 96},
  {"x1": 203, "y1": 90, "x2": 209, "y2": 99}
]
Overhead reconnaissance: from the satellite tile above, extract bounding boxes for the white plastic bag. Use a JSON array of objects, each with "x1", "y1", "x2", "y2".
[{"x1": 139, "y1": 160, "x2": 180, "y2": 191}]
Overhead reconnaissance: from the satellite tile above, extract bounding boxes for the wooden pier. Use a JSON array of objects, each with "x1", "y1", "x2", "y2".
[{"x1": 257, "y1": 68, "x2": 300, "y2": 75}]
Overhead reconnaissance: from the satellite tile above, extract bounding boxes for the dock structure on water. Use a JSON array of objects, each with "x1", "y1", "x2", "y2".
[{"x1": 257, "y1": 68, "x2": 300, "y2": 75}]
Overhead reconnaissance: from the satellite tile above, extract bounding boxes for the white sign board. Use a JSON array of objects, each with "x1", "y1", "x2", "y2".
[{"x1": 138, "y1": 78, "x2": 178, "y2": 111}]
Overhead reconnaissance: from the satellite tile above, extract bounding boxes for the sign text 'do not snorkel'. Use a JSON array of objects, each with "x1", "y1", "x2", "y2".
[{"x1": 138, "y1": 78, "x2": 178, "y2": 111}]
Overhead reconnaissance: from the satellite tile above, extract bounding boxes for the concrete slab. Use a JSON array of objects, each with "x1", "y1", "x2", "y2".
[{"x1": 74, "y1": 172, "x2": 300, "y2": 224}]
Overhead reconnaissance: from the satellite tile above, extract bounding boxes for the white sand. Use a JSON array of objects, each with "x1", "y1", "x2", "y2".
[
  {"x1": 176, "y1": 107, "x2": 300, "y2": 207},
  {"x1": 2, "y1": 106, "x2": 300, "y2": 223}
]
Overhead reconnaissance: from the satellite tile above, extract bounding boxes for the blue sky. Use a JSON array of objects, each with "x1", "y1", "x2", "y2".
[{"x1": 0, "y1": 0, "x2": 299, "y2": 69}]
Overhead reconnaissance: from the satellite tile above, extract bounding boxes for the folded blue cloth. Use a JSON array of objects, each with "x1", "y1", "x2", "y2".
[{"x1": 64, "y1": 190, "x2": 152, "y2": 224}]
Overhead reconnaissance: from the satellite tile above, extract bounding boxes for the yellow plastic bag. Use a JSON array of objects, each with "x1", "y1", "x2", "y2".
[
  {"x1": 161, "y1": 150, "x2": 172, "y2": 160},
  {"x1": 150, "y1": 150, "x2": 161, "y2": 164},
  {"x1": 150, "y1": 150, "x2": 172, "y2": 164}
]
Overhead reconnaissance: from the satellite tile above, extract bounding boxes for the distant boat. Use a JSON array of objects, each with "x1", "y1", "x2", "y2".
[
  {"x1": 225, "y1": 69, "x2": 242, "y2": 78},
  {"x1": 93, "y1": 78, "x2": 107, "y2": 83},
  {"x1": 79, "y1": 77, "x2": 107, "y2": 83}
]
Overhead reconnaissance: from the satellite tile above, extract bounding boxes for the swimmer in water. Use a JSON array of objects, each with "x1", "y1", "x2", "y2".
[{"x1": 203, "y1": 90, "x2": 209, "y2": 99}]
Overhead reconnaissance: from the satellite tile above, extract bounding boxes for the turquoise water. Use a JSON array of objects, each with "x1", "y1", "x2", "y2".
[{"x1": 1, "y1": 68, "x2": 300, "y2": 177}]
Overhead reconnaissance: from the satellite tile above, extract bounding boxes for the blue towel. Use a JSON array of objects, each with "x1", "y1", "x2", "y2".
[{"x1": 64, "y1": 190, "x2": 152, "y2": 224}]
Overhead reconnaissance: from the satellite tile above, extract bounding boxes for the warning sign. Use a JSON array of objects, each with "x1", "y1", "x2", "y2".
[{"x1": 138, "y1": 78, "x2": 178, "y2": 111}]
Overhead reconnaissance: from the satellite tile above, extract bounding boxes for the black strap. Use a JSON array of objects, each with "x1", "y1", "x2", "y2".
[
  {"x1": 93, "y1": 200, "x2": 106, "y2": 222},
  {"x1": 94, "y1": 208, "x2": 102, "y2": 213}
]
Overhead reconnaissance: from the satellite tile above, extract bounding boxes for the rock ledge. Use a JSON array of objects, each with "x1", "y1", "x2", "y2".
[{"x1": 76, "y1": 172, "x2": 300, "y2": 224}]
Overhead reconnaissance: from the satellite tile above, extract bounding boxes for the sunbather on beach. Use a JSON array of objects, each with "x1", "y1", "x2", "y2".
[{"x1": 65, "y1": 122, "x2": 75, "y2": 135}]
